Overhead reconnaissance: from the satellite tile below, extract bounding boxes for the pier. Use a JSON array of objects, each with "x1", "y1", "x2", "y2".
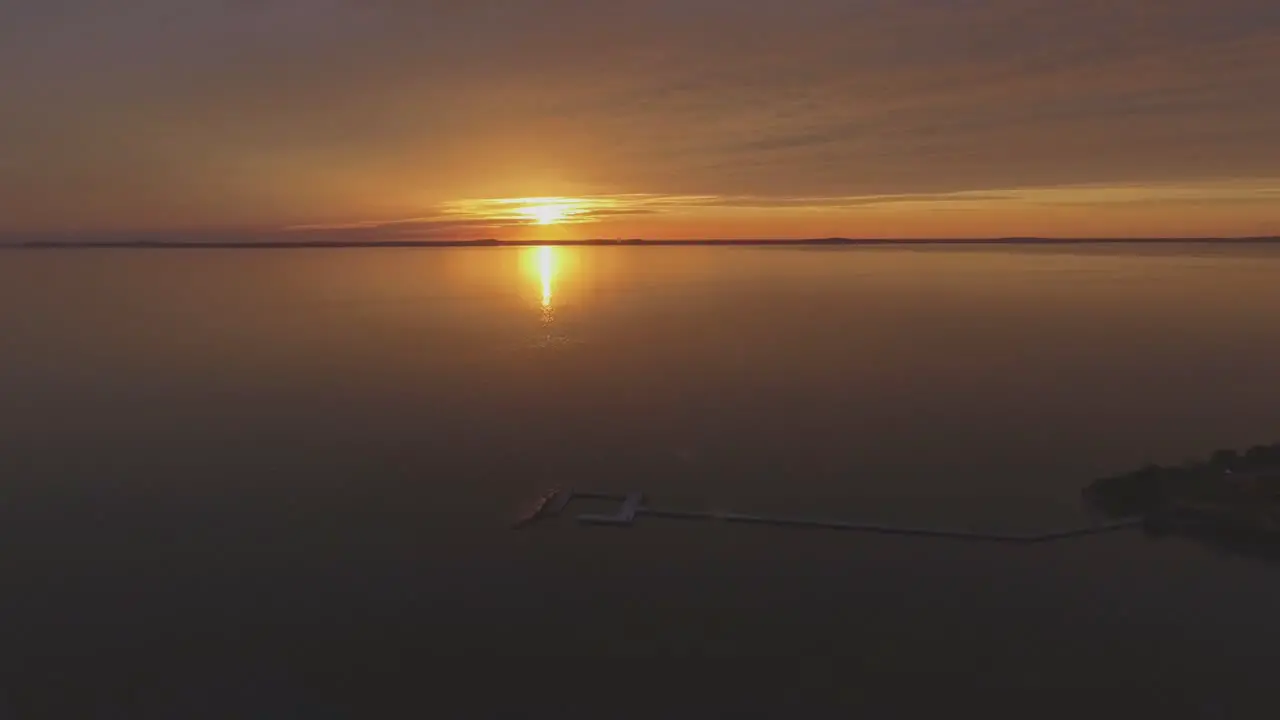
[{"x1": 514, "y1": 488, "x2": 1142, "y2": 543}]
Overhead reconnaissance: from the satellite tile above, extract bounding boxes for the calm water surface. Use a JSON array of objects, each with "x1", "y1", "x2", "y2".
[{"x1": 3, "y1": 244, "x2": 1280, "y2": 712}]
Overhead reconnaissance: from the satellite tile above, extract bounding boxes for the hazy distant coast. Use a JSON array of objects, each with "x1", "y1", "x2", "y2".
[{"x1": 5, "y1": 236, "x2": 1280, "y2": 249}]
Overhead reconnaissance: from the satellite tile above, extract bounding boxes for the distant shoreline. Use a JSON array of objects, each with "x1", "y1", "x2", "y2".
[{"x1": 3, "y1": 237, "x2": 1279, "y2": 249}]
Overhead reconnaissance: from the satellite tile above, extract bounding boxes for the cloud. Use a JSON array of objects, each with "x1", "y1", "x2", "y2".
[
  {"x1": 0, "y1": 1, "x2": 1277, "y2": 233},
  {"x1": 251, "y1": 179, "x2": 1278, "y2": 241}
]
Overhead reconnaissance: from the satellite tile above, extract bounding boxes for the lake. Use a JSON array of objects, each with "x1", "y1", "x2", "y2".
[{"x1": 3, "y1": 244, "x2": 1280, "y2": 715}]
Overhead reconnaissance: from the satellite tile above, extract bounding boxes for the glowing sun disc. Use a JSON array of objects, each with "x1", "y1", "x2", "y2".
[{"x1": 521, "y1": 204, "x2": 571, "y2": 225}]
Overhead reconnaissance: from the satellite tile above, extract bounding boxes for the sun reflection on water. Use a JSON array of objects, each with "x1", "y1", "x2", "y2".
[
  {"x1": 521, "y1": 245, "x2": 585, "y2": 349},
  {"x1": 521, "y1": 245, "x2": 560, "y2": 344},
  {"x1": 538, "y1": 246, "x2": 555, "y2": 310}
]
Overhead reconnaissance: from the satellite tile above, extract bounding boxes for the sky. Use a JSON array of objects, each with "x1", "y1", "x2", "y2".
[{"x1": 2, "y1": 0, "x2": 1279, "y2": 241}]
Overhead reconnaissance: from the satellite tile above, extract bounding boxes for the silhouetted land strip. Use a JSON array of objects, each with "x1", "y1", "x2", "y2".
[
  {"x1": 5, "y1": 236, "x2": 1280, "y2": 249},
  {"x1": 1084, "y1": 441, "x2": 1280, "y2": 563}
]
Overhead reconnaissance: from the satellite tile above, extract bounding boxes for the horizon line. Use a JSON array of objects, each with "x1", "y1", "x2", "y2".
[{"x1": 4, "y1": 236, "x2": 1280, "y2": 249}]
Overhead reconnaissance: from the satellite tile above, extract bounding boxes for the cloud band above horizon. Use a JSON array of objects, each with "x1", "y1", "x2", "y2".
[{"x1": 1, "y1": 1, "x2": 1278, "y2": 239}]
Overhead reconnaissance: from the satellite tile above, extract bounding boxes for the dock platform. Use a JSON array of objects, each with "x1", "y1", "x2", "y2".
[{"x1": 514, "y1": 488, "x2": 1142, "y2": 543}]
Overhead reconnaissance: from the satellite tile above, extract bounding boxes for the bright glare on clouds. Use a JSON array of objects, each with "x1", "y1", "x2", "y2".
[
  {"x1": 520, "y1": 204, "x2": 572, "y2": 226},
  {"x1": 270, "y1": 180, "x2": 1280, "y2": 241},
  {"x1": 0, "y1": 1, "x2": 1278, "y2": 239}
]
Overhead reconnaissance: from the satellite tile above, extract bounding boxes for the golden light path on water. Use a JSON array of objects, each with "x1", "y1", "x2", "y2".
[
  {"x1": 538, "y1": 246, "x2": 555, "y2": 309},
  {"x1": 519, "y1": 245, "x2": 561, "y2": 312},
  {"x1": 521, "y1": 245, "x2": 563, "y2": 348},
  {"x1": 520, "y1": 245, "x2": 587, "y2": 349}
]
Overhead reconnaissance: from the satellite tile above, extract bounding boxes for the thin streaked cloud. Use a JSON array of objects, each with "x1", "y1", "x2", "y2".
[
  {"x1": 261, "y1": 180, "x2": 1280, "y2": 241},
  {"x1": 0, "y1": 1, "x2": 1277, "y2": 237}
]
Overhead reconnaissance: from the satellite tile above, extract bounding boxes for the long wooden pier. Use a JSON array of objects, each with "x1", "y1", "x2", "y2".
[{"x1": 514, "y1": 488, "x2": 1142, "y2": 543}]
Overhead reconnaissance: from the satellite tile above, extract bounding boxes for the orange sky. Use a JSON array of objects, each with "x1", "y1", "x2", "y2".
[{"x1": 2, "y1": 1, "x2": 1278, "y2": 241}]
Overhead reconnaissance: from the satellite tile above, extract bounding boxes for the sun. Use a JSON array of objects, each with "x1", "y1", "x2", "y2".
[{"x1": 520, "y1": 203, "x2": 571, "y2": 225}]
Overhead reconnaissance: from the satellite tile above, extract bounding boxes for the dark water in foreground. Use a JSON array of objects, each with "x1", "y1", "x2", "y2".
[{"x1": 3, "y1": 244, "x2": 1280, "y2": 715}]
